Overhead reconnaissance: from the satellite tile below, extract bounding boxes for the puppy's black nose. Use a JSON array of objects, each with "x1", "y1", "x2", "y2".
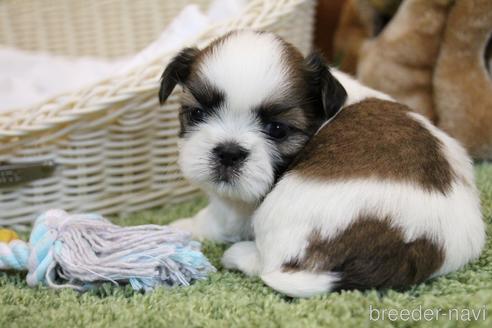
[{"x1": 213, "y1": 142, "x2": 249, "y2": 167}]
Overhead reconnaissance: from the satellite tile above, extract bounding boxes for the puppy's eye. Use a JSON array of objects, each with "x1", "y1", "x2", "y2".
[
  {"x1": 185, "y1": 107, "x2": 204, "y2": 123},
  {"x1": 265, "y1": 122, "x2": 289, "y2": 140}
]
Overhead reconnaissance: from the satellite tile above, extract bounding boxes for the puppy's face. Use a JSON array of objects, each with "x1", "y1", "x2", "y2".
[{"x1": 159, "y1": 31, "x2": 346, "y2": 203}]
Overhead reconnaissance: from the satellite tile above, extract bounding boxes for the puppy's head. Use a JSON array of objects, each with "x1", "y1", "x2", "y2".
[{"x1": 160, "y1": 31, "x2": 347, "y2": 202}]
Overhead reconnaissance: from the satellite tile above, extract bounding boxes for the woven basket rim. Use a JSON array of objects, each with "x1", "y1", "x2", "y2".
[{"x1": 0, "y1": 0, "x2": 309, "y2": 143}]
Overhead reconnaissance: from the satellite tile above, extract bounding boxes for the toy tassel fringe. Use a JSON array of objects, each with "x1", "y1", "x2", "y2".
[{"x1": 0, "y1": 210, "x2": 215, "y2": 292}]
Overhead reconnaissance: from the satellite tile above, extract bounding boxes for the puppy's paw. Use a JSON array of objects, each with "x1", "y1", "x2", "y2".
[
  {"x1": 170, "y1": 218, "x2": 203, "y2": 239},
  {"x1": 221, "y1": 241, "x2": 261, "y2": 276}
]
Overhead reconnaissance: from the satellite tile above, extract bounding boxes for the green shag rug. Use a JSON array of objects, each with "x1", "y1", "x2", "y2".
[{"x1": 1, "y1": 164, "x2": 491, "y2": 328}]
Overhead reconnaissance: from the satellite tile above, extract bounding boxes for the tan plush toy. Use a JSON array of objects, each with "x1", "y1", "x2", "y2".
[
  {"x1": 357, "y1": 0, "x2": 453, "y2": 122},
  {"x1": 333, "y1": 0, "x2": 372, "y2": 75},
  {"x1": 433, "y1": 0, "x2": 492, "y2": 159},
  {"x1": 334, "y1": 0, "x2": 404, "y2": 75},
  {"x1": 334, "y1": 0, "x2": 492, "y2": 160}
]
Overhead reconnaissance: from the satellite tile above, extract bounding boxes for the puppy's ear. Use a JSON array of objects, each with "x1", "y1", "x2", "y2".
[
  {"x1": 303, "y1": 52, "x2": 347, "y2": 120},
  {"x1": 159, "y1": 47, "x2": 200, "y2": 104}
]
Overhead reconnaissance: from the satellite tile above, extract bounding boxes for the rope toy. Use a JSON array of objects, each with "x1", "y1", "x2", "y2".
[{"x1": 0, "y1": 209, "x2": 215, "y2": 292}]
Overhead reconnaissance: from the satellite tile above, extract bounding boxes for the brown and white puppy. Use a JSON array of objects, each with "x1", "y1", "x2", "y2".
[{"x1": 159, "y1": 30, "x2": 485, "y2": 297}]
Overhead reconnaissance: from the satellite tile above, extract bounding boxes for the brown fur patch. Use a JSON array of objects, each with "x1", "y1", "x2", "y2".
[
  {"x1": 291, "y1": 98, "x2": 455, "y2": 194},
  {"x1": 283, "y1": 215, "x2": 444, "y2": 291}
]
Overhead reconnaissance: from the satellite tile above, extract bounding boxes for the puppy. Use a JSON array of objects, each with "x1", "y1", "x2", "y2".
[{"x1": 159, "y1": 30, "x2": 485, "y2": 297}]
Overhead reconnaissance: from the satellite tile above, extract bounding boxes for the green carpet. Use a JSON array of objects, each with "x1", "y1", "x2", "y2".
[{"x1": 1, "y1": 164, "x2": 491, "y2": 328}]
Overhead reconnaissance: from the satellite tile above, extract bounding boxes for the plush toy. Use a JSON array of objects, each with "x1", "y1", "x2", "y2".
[
  {"x1": 0, "y1": 209, "x2": 215, "y2": 292},
  {"x1": 333, "y1": 0, "x2": 403, "y2": 75},
  {"x1": 433, "y1": 0, "x2": 492, "y2": 159},
  {"x1": 334, "y1": 0, "x2": 492, "y2": 159},
  {"x1": 356, "y1": 0, "x2": 452, "y2": 122}
]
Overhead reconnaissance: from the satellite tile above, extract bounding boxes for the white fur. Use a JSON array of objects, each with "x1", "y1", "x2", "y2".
[
  {"x1": 175, "y1": 31, "x2": 294, "y2": 241},
  {"x1": 171, "y1": 194, "x2": 255, "y2": 243},
  {"x1": 260, "y1": 271, "x2": 339, "y2": 298},
  {"x1": 221, "y1": 240, "x2": 339, "y2": 297},
  {"x1": 176, "y1": 39, "x2": 394, "y2": 243},
  {"x1": 316, "y1": 69, "x2": 393, "y2": 134},
  {"x1": 243, "y1": 112, "x2": 484, "y2": 296},
  {"x1": 221, "y1": 169, "x2": 483, "y2": 296},
  {"x1": 253, "y1": 176, "x2": 484, "y2": 278},
  {"x1": 221, "y1": 241, "x2": 261, "y2": 276},
  {"x1": 178, "y1": 109, "x2": 276, "y2": 203},
  {"x1": 199, "y1": 31, "x2": 292, "y2": 112},
  {"x1": 407, "y1": 112, "x2": 476, "y2": 186},
  {"x1": 171, "y1": 32, "x2": 484, "y2": 297},
  {"x1": 178, "y1": 31, "x2": 290, "y2": 207},
  {"x1": 332, "y1": 69, "x2": 393, "y2": 105}
]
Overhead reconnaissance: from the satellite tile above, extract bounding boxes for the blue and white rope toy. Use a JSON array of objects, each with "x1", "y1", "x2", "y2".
[{"x1": 0, "y1": 209, "x2": 215, "y2": 292}]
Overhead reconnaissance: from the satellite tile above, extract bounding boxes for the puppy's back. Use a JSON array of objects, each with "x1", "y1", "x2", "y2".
[
  {"x1": 292, "y1": 98, "x2": 456, "y2": 193},
  {"x1": 254, "y1": 98, "x2": 484, "y2": 295}
]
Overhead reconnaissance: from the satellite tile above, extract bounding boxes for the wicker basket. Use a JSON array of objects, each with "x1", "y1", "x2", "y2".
[{"x1": 0, "y1": 0, "x2": 315, "y2": 227}]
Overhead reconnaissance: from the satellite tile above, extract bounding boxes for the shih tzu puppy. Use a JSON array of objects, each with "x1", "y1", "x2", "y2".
[{"x1": 159, "y1": 30, "x2": 485, "y2": 297}]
